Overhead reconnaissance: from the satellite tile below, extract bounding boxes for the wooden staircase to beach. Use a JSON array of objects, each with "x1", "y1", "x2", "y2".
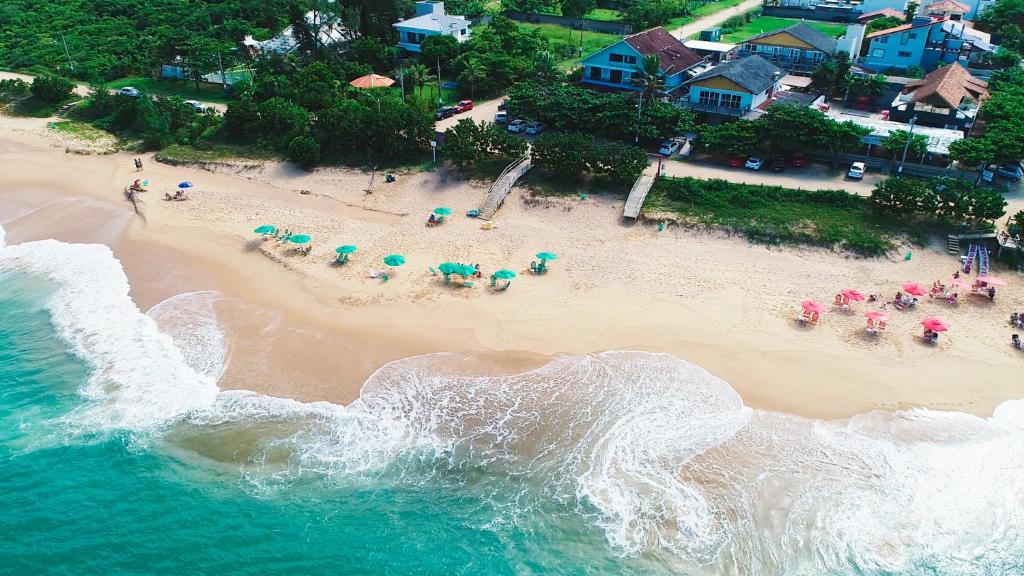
[
  {"x1": 476, "y1": 154, "x2": 532, "y2": 220},
  {"x1": 623, "y1": 175, "x2": 655, "y2": 219},
  {"x1": 947, "y1": 234, "x2": 961, "y2": 255}
]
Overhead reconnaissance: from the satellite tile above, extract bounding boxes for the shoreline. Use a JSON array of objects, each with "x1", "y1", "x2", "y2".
[{"x1": 2, "y1": 112, "x2": 1023, "y2": 419}]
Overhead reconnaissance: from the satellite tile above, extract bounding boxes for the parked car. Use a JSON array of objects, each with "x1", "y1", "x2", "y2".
[
  {"x1": 183, "y1": 100, "x2": 207, "y2": 113},
  {"x1": 494, "y1": 112, "x2": 508, "y2": 124},
  {"x1": 507, "y1": 119, "x2": 528, "y2": 133},
  {"x1": 435, "y1": 106, "x2": 456, "y2": 120},
  {"x1": 987, "y1": 163, "x2": 1023, "y2": 181},
  {"x1": 498, "y1": 99, "x2": 508, "y2": 111},
  {"x1": 118, "y1": 87, "x2": 141, "y2": 98},
  {"x1": 744, "y1": 156, "x2": 765, "y2": 171},
  {"x1": 525, "y1": 121, "x2": 546, "y2": 135},
  {"x1": 454, "y1": 99, "x2": 474, "y2": 113},
  {"x1": 847, "y1": 161, "x2": 866, "y2": 179},
  {"x1": 726, "y1": 156, "x2": 744, "y2": 168},
  {"x1": 658, "y1": 140, "x2": 682, "y2": 156},
  {"x1": 770, "y1": 156, "x2": 786, "y2": 172},
  {"x1": 790, "y1": 152, "x2": 808, "y2": 168}
]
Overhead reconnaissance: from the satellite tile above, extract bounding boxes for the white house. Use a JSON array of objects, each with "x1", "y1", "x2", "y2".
[
  {"x1": 243, "y1": 11, "x2": 356, "y2": 56},
  {"x1": 393, "y1": 2, "x2": 471, "y2": 54}
]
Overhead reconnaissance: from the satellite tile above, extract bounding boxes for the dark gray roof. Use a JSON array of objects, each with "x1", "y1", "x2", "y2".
[
  {"x1": 684, "y1": 55, "x2": 783, "y2": 94},
  {"x1": 744, "y1": 23, "x2": 837, "y2": 55}
]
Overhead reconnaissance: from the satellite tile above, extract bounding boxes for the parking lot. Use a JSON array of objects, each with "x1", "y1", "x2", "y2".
[{"x1": 660, "y1": 156, "x2": 885, "y2": 196}]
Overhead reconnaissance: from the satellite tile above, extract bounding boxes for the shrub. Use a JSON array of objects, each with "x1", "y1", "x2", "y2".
[
  {"x1": 443, "y1": 119, "x2": 528, "y2": 167},
  {"x1": 0, "y1": 78, "x2": 30, "y2": 97},
  {"x1": 288, "y1": 136, "x2": 321, "y2": 170},
  {"x1": 531, "y1": 132, "x2": 593, "y2": 177},
  {"x1": 30, "y1": 76, "x2": 75, "y2": 103}
]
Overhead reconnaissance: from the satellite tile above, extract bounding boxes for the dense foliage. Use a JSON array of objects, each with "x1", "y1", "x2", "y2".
[
  {"x1": 647, "y1": 177, "x2": 896, "y2": 254},
  {"x1": 443, "y1": 119, "x2": 529, "y2": 167},
  {"x1": 870, "y1": 176, "x2": 1007, "y2": 223},
  {"x1": 976, "y1": 0, "x2": 1024, "y2": 56},
  {"x1": 531, "y1": 132, "x2": 650, "y2": 182},
  {"x1": 30, "y1": 76, "x2": 75, "y2": 103},
  {"x1": 950, "y1": 67, "x2": 1024, "y2": 166},
  {"x1": 74, "y1": 89, "x2": 219, "y2": 150},
  {"x1": 507, "y1": 81, "x2": 695, "y2": 142}
]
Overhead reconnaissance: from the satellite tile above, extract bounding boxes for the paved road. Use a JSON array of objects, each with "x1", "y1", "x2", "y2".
[
  {"x1": 660, "y1": 156, "x2": 884, "y2": 196},
  {"x1": 671, "y1": 0, "x2": 764, "y2": 40},
  {"x1": 435, "y1": 96, "x2": 505, "y2": 131},
  {"x1": 0, "y1": 71, "x2": 227, "y2": 113}
]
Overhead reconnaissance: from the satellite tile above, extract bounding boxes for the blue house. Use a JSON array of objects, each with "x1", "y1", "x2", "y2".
[
  {"x1": 681, "y1": 55, "x2": 784, "y2": 117},
  {"x1": 580, "y1": 27, "x2": 706, "y2": 94},
  {"x1": 860, "y1": 17, "x2": 996, "y2": 71},
  {"x1": 393, "y1": 1, "x2": 470, "y2": 54}
]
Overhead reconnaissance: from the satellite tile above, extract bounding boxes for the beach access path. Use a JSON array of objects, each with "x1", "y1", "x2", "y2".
[
  {"x1": 660, "y1": 157, "x2": 884, "y2": 195},
  {"x1": 671, "y1": 0, "x2": 764, "y2": 40},
  {"x1": 0, "y1": 71, "x2": 228, "y2": 113},
  {"x1": 435, "y1": 96, "x2": 506, "y2": 132}
]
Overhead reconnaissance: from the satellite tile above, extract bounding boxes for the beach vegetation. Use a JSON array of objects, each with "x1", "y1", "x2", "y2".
[
  {"x1": 870, "y1": 176, "x2": 1007, "y2": 224},
  {"x1": 443, "y1": 119, "x2": 529, "y2": 167},
  {"x1": 30, "y1": 76, "x2": 75, "y2": 103},
  {"x1": 881, "y1": 129, "x2": 928, "y2": 161},
  {"x1": 866, "y1": 15, "x2": 905, "y2": 34},
  {"x1": 288, "y1": 135, "x2": 321, "y2": 170},
  {"x1": 532, "y1": 132, "x2": 649, "y2": 182}
]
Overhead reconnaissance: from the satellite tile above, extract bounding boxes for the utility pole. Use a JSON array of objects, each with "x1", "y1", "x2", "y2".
[
  {"x1": 635, "y1": 96, "x2": 644, "y2": 144},
  {"x1": 897, "y1": 115, "x2": 917, "y2": 174},
  {"x1": 399, "y1": 66, "x2": 405, "y2": 101},
  {"x1": 218, "y1": 52, "x2": 228, "y2": 96},
  {"x1": 60, "y1": 30, "x2": 75, "y2": 71},
  {"x1": 436, "y1": 57, "x2": 443, "y2": 105}
]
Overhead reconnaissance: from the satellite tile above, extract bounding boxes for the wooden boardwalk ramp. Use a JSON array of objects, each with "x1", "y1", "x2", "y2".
[
  {"x1": 623, "y1": 175, "x2": 655, "y2": 219},
  {"x1": 477, "y1": 154, "x2": 532, "y2": 220}
]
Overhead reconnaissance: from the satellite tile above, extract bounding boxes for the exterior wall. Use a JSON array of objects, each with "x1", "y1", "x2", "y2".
[
  {"x1": 861, "y1": 26, "x2": 932, "y2": 70},
  {"x1": 394, "y1": 24, "x2": 469, "y2": 52},
  {"x1": 738, "y1": 42, "x2": 826, "y2": 72},
  {"x1": 836, "y1": 24, "x2": 865, "y2": 59},
  {"x1": 581, "y1": 40, "x2": 650, "y2": 91},
  {"x1": 748, "y1": 32, "x2": 815, "y2": 50},
  {"x1": 687, "y1": 86, "x2": 756, "y2": 110},
  {"x1": 691, "y1": 77, "x2": 747, "y2": 92}
]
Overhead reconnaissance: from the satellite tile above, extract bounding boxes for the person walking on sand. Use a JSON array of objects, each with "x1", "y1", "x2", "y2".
[{"x1": 134, "y1": 158, "x2": 143, "y2": 171}]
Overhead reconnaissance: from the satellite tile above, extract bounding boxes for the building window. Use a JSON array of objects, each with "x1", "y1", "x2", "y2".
[
  {"x1": 589, "y1": 66, "x2": 601, "y2": 80},
  {"x1": 813, "y1": 52, "x2": 824, "y2": 61},
  {"x1": 609, "y1": 53, "x2": 625, "y2": 63},
  {"x1": 460, "y1": 28, "x2": 467, "y2": 35},
  {"x1": 721, "y1": 93, "x2": 742, "y2": 109},
  {"x1": 871, "y1": 48, "x2": 885, "y2": 57},
  {"x1": 609, "y1": 69, "x2": 623, "y2": 83},
  {"x1": 909, "y1": 32, "x2": 918, "y2": 39},
  {"x1": 623, "y1": 55, "x2": 637, "y2": 64},
  {"x1": 898, "y1": 50, "x2": 913, "y2": 57},
  {"x1": 878, "y1": 36, "x2": 889, "y2": 44},
  {"x1": 698, "y1": 90, "x2": 720, "y2": 107}
]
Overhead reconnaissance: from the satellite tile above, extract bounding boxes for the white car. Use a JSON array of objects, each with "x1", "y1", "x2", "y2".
[
  {"x1": 525, "y1": 121, "x2": 546, "y2": 135},
  {"x1": 118, "y1": 87, "x2": 141, "y2": 98},
  {"x1": 183, "y1": 100, "x2": 207, "y2": 113},
  {"x1": 494, "y1": 112, "x2": 508, "y2": 124},
  {"x1": 744, "y1": 156, "x2": 764, "y2": 171},
  {"x1": 659, "y1": 140, "x2": 682, "y2": 156},
  {"x1": 847, "y1": 162, "x2": 866, "y2": 179},
  {"x1": 507, "y1": 119, "x2": 528, "y2": 133}
]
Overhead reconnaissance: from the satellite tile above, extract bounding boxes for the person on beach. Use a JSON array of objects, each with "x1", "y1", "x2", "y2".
[
  {"x1": 134, "y1": 158, "x2": 143, "y2": 171},
  {"x1": 1013, "y1": 334, "x2": 1022, "y2": 350}
]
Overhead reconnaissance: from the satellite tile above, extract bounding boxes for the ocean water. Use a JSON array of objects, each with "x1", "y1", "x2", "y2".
[{"x1": 2, "y1": 225, "x2": 1024, "y2": 575}]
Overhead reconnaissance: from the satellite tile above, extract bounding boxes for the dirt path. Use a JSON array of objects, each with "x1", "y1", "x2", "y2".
[{"x1": 671, "y1": 0, "x2": 764, "y2": 40}]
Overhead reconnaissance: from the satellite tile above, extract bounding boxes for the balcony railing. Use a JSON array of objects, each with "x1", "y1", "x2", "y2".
[{"x1": 677, "y1": 100, "x2": 750, "y2": 117}]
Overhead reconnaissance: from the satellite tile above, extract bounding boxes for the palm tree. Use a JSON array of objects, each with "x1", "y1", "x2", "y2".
[
  {"x1": 457, "y1": 58, "x2": 487, "y2": 99},
  {"x1": 630, "y1": 54, "x2": 666, "y2": 102},
  {"x1": 408, "y1": 63, "x2": 429, "y2": 97},
  {"x1": 533, "y1": 51, "x2": 561, "y2": 83},
  {"x1": 856, "y1": 74, "x2": 888, "y2": 99}
]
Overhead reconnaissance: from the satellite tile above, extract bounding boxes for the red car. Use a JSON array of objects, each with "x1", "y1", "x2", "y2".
[
  {"x1": 790, "y1": 152, "x2": 808, "y2": 168},
  {"x1": 454, "y1": 99, "x2": 474, "y2": 113},
  {"x1": 726, "y1": 156, "x2": 744, "y2": 168}
]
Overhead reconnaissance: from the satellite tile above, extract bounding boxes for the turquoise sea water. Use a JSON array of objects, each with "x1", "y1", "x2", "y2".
[{"x1": 2, "y1": 229, "x2": 1024, "y2": 575}]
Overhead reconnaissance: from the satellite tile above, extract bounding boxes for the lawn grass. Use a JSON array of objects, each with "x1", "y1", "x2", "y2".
[
  {"x1": 522, "y1": 23, "x2": 621, "y2": 62},
  {"x1": 642, "y1": 177, "x2": 915, "y2": 255},
  {"x1": 584, "y1": 8, "x2": 623, "y2": 21},
  {"x1": 49, "y1": 119, "x2": 114, "y2": 142},
  {"x1": 155, "y1": 142, "x2": 274, "y2": 164},
  {"x1": 721, "y1": 17, "x2": 849, "y2": 42},
  {"x1": 105, "y1": 76, "x2": 237, "y2": 104}
]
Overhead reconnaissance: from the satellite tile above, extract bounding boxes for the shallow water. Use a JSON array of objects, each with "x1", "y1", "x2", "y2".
[{"x1": 1, "y1": 226, "x2": 1023, "y2": 575}]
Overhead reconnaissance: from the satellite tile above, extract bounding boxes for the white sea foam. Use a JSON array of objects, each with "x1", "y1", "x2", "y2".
[
  {"x1": 146, "y1": 291, "x2": 228, "y2": 381},
  {"x1": 2, "y1": 223, "x2": 1023, "y2": 574}
]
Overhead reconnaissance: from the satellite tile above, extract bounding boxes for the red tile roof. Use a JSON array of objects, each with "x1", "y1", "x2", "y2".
[
  {"x1": 902, "y1": 62, "x2": 988, "y2": 108},
  {"x1": 858, "y1": 8, "x2": 904, "y2": 21},
  {"x1": 926, "y1": 0, "x2": 969, "y2": 14},
  {"x1": 865, "y1": 17, "x2": 944, "y2": 39},
  {"x1": 624, "y1": 27, "x2": 703, "y2": 75}
]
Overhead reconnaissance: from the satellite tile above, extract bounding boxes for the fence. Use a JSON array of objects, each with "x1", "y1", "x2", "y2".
[{"x1": 503, "y1": 11, "x2": 632, "y2": 35}]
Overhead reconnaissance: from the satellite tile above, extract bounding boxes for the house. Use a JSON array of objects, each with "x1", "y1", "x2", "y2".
[
  {"x1": 681, "y1": 55, "x2": 784, "y2": 117},
  {"x1": 924, "y1": 0, "x2": 969, "y2": 20},
  {"x1": 242, "y1": 11, "x2": 356, "y2": 56},
  {"x1": 888, "y1": 62, "x2": 987, "y2": 130},
  {"x1": 393, "y1": 1, "x2": 470, "y2": 54},
  {"x1": 684, "y1": 40, "x2": 738, "y2": 63},
  {"x1": 857, "y1": 8, "x2": 905, "y2": 23},
  {"x1": 736, "y1": 23, "x2": 838, "y2": 74},
  {"x1": 580, "y1": 27, "x2": 706, "y2": 93},
  {"x1": 860, "y1": 16, "x2": 996, "y2": 71}
]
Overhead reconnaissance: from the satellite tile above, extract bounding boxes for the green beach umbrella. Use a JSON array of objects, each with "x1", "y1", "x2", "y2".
[
  {"x1": 433, "y1": 207, "x2": 453, "y2": 216},
  {"x1": 536, "y1": 252, "x2": 557, "y2": 262},
  {"x1": 384, "y1": 254, "x2": 406, "y2": 267},
  {"x1": 335, "y1": 245, "x2": 358, "y2": 254},
  {"x1": 254, "y1": 225, "x2": 277, "y2": 234},
  {"x1": 438, "y1": 262, "x2": 458, "y2": 275},
  {"x1": 288, "y1": 234, "x2": 311, "y2": 244},
  {"x1": 493, "y1": 269, "x2": 516, "y2": 280}
]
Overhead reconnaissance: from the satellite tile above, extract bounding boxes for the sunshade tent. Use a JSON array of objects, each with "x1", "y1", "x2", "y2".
[
  {"x1": 493, "y1": 269, "x2": 516, "y2": 280},
  {"x1": 178, "y1": 181, "x2": 194, "y2": 189},
  {"x1": 864, "y1": 310, "x2": 889, "y2": 322},
  {"x1": 902, "y1": 282, "x2": 927, "y2": 297},
  {"x1": 349, "y1": 74, "x2": 395, "y2": 89},
  {"x1": 976, "y1": 275, "x2": 1007, "y2": 286},
  {"x1": 921, "y1": 316, "x2": 950, "y2": 332},
  {"x1": 254, "y1": 225, "x2": 277, "y2": 234},
  {"x1": 336, "y1": 245, "x2": 357, "y2": 254},
  {"x1": 536, "y1": 252, "x2": 557, "y2": 261},
  {"x1": 384, "y1": 254, "x2": 406, "y2": 267},
  {"x1": 288, "y1": 235, "x2": 311, "y2": 244}
]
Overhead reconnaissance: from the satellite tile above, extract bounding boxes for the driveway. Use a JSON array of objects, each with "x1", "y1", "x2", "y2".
[
  {"x1": 671, "y1": 0, "x2": 764, "y2": 40},
  {"x1": 660, "y1": 157, "x2": 884, "y2": 196},
  {"x1": 435, "y1": 96, "x2": 505, "y2": 131}
]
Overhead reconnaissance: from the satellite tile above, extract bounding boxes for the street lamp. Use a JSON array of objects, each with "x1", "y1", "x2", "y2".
[{"x1": 897, "y1": 115, "x2": 917, "y2": 175}]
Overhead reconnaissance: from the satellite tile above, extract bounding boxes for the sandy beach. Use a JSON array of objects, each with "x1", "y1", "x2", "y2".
[{"x1": 2, "y1": 112, "x2": 1022, "y2": 420}]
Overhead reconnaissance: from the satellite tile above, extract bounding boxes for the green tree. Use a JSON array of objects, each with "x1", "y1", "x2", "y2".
[
  {"x1": 288, "y1": 135, "x2": 321, "y2": 169},
  {"x1": 949, "y1": 137, "x2": 995, "y2": 169},
  {"x1": 348, "y1": 37, "x2": 397, "y2": 72},
  {"x1": 810, "y1": 52, "x2": 851, "y2": 100},
  {"x1": 288, "y1": 2, "x2": 318, "y2": 56},
  {"x1": 561, "y1": 0, "x2": 597, "y2": 18},
  {"x1": 697, "y1": 120, "x2": 760, "y2": 157},
  {"x1": 904, "y1": 1, "x2": 919, "y2": 21},
  {"x1": 531, "y1": 132, "x2": 593, "y2": 177},
  {"x1": 407, "y1": 63, "x2": 430, "y2": 97},
  {"x1": 258, "y1": 96, "x2": 312, "y2": 149},
  {"x1": 631, "y1": 54, "x2": 666, "y2": 102},
  {"x1": 757, "y1": 104, "x2": 832, "y2": 156},
  {"x1": 849, "y1": 73, "x2": 887, "y2": 100},
  {"x1": 533, "y1": 51, "x2": 562, "y2": 83},
  {"x1": 588, "y1": 141, "x2": 650, "y2": 183},
  {"x1": 866, "y1": 15, "x2": 903, "y2": 34},
  {"x1": 457, "y1": 58, "x2": 488, "y2": 98},
  {"x1": 881, "y1": 129, "x2": 928, "y2": 161},
  {"x1": 420, "y1": 35, "x2": 461, "y2": 67},
  {"x1": 30, "y1": 76, "x2": 74, "y2": 103},
  {"x1": 822, "y1": 120, "x2": 871, "y2": 167}
]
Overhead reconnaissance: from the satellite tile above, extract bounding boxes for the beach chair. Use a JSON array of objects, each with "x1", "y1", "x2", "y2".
[
  {"x1": 381, "y1": 273, "x2": 390, "y2": 282},
  {"x1": 429, "y1": 267, "x2": 438, "y2": 276},
  {"x1": 865, "y1": 319, "x2": 877, "y2": 334},
  {"x1": 877, "y1": 320, "x2": 886, "y2": 333},
  {"x1": 463, "y1": 281, "x2": 473, "y2": 288},
  {"x1": 809, "y1": 312, "x2": 820, "y2": 325}
]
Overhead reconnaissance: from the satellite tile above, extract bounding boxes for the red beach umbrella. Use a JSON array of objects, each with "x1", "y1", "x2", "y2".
[
  {"x1": 976, "y1": 275, "x2": 1007, "y2": 286},
  {"x1": 865, "y1": 310, "x2": 889, "y2": 322},
  {"x1": 902, "y1": 282, "x2": 927, "y2": 297},
  {"x1": 349, "y1": 74, "x2": 395, "y2": 89},
  {"x1": 921, "y1": 316, "x2": 950, "y2": 332},
  {"x1": 948, "y1": 277, "x2": 970, "y2": 288},
  {"x1": 841, "y1": 288, "x2": 866, "y2": 302},
  {"x1": 801, "y1": 299, "x2": 827, "y2": 314}
]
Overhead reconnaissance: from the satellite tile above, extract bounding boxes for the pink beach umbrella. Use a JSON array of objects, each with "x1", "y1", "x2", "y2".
[
  {"x1": 948, "y1": 277, "x2": 970, "y2": 288},
  {"x1": 841, "y1": 288, "x2": 866, "y2": 302},
  {"x1": 902, "y1": 282, "x2": 927, "y2": 297},
  {"x1": 921, "y1": 316, "x2": 950, "y2": 332},
  {"x1": 801, "y1": 299, "x2": 827, "y2": 314},
  {"x1": 976, "y1": 275, "x2": 1007, "y2": 286},
  {"x1": 865, "y1": 310, "x2": 889, "y2": 322}
]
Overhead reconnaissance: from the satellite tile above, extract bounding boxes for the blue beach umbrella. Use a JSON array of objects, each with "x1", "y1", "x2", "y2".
[{"x1": 178, "y1": 181, "x2": 194, "y2": 189}]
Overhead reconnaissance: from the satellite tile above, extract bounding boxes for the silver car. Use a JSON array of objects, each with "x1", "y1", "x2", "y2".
[
  {"x1": 525, "y1": 121, "x2": 546, "y2": 135},
  {"x1": 507, "y1": 119, "x2": 528, "y2": 133}
]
